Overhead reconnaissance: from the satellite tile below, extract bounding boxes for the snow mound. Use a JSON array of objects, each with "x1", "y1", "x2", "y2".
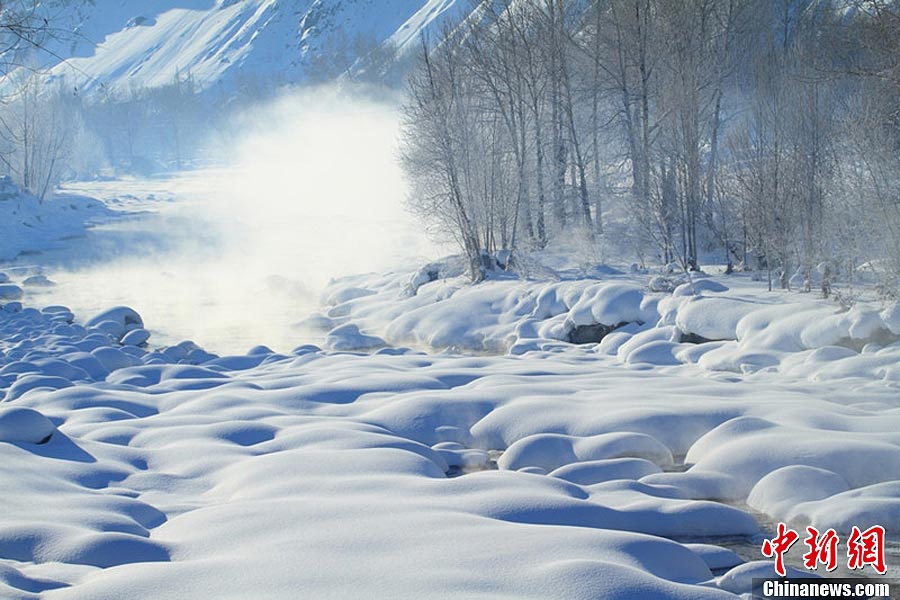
[
  {"x1": 566, "y1": 284, "x2": 658, "y2": 329},
  {"x1": 23, "y1": 275, "x2": 55, "y2": 287},
  {"x1": 498, "y1": 432, "x2": 674, "y2": 473},
  {"x1": 747, "y1": 465, "x2": 851, "y2": 517},
  {"x1": 674, "y1": 296, "x2": 757, "y2": 341},
  {"x1": 549, "y1": 458, "x2": 662, "y2": 486},
  {"x1": 5, "y1": 375, "x2": 75, "y2": 401},
  {"x1": 121, "y1": 328, "x2": 151, "y2": 347},
  {"x1": 0, "y1": 285, "x2": 23, "y2": 301},
  {"x1": 0, "y1": 407, "x2": 55, "y2": 443},
  {"x1": 0, "y1": 293, "x2": 898, "y2": 596},
  {"x1": 673, "y1": 279, "x2": 728, "y2": 297},
  {"x1": 684, "y1": 543, "x2": 743, "y2": 571},
  {"x1": 717, "y1": 561, "x2": 817, "y2": 594},
  {"x1": 85, "y1": 306, "x2": 144, "y2": 339},
  {"x1": 325, "y1": 323, "x2": 387, "y2": 351}
]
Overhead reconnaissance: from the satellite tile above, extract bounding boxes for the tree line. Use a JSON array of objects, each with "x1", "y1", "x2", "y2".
[
  {"x1": 400, "y1": 0, "x2": 900, "y2": 293},
  {"x1": 0, "y1": 67, "x2": 221, "y2": 197}
]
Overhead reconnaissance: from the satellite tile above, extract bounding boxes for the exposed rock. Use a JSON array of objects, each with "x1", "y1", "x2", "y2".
[
  {"x1": 680, "y1": 332, "x2": 719, "y2": 345},
  {"x1": 567, "y1": 321, "x2": 630, "y2": 345}
]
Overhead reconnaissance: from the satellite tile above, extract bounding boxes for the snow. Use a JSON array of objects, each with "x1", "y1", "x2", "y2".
[
  {"x1": 0, "y1": 406, "x2": 56, "y2": 444},
  {"x1": 549, "y1": 457, "x2": 663, "y2": 486},
  {"x1": 0, "y1": 178, "x2": 112, "y2": 262},
  {"x1": 685, "y1": 544, "x2": 744, "y2": 571},
  {"x1": 317, "y1": 262, "x2": 900, "y2": 385},
  {"x1": 22, "y1": 275, "x2": 55, "y2": 288},
  {"x1": 672, "y1": 296, "x2": 757, "y2": 341},
  {"x1": 0, "y1": 285, "x2": 23, "y2": 301},
  {"x1": 385, "y1": 0, "x2": 465, "y2": 54},
  {"x1": 2, "y1": 177, "x2": 899, "y2": 595},
  {"x1": 566, "y1": 283, "x2": 659, "y2": 328},
  {"x1": 39, "y1": 0, "x2": 469, "y2": 95},
  {"x1": 498, "y1": 432, "x2": 675, "y2": 473},
  {"x1": 121, "y1": 329, "x2": 152, "y2": 347},
  {"x1": 324, "y1": 322, "x2": 386, "y2": 351},
  {"x1": 0, "y1": 278, "x2": 897, "y2": 597},
  {"x1": 1, "y1": 0, "x2": 896, "y2": 587},
  {"x1": 716, "y1": 561, "x2": 818, "y2": 595}
]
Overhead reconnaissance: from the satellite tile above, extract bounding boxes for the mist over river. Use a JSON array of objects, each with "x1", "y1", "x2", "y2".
[{"x1": 9, "y1": 168, "x2": 437, "y2": 354}]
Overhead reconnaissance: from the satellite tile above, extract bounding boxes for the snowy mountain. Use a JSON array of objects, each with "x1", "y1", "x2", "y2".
[{"x1": 42, "y1": 0, "x2": 466, "y2": 95}]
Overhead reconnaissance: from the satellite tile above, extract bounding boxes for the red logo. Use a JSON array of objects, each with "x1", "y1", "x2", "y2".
[
  {"x1": 762, "y1": 523, "x2": 800, "y2": 576},
  {"x1": 803, "y1": 527, "x2": 840, "y2": 572},
  {"x1": 847, "y1": 525, "x2": 887, "y2": 575},
  {"x1": 761, "y1": 523, "x2": 887, "y2": 577}
]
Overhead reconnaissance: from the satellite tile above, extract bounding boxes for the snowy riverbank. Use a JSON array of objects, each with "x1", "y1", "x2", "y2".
[
  {"x1": 0, "y1": 178, "x2": 114, "y2": 263},
  {"x1": 311, "y1": 258, "x2": 900, "y2": 385}
]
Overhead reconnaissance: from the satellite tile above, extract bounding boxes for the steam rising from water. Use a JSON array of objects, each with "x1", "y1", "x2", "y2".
[
  {"x1": 27, "y1": 86, "x2": 441, "y2": 354},
  {"x1": 211, "y1": 86, "x2": 437, "y2": 289}
]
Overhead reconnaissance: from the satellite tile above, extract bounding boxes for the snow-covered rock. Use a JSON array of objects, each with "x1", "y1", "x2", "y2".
[
  {"x1": 121, "y1": 328, "x2": 151, "y2": 347},
  {"x1": 717, "y1": 561, "x2": 817, "y2": 595},
  {"x1": 5, "y1": 374, "x2": 75, "y2": 401},
  {"x1": 566, "y1": 283, "x2": 658, "y2": 329},
  {"x1": 549, "y1": 458, "x2": 662, "y2": 486},
  {"x1": 684, "y1": 544, "x2": 743, "y2": 571},
  {"x1": 0, "y1": 285, "x2": 23, "y2": 301},
  {"x1": 325, "y1": 323, "x2": 387, "y2": 351},
  {"x1": 317, "y1": 261, "x2": 900, "y2": 384},
  {"x1": 673, "y1": 278, "x2": 728, "y2": 297},
  {"x1": 498, "y1": 432, "x2": 674, "y2": 473},
  {"x1": 22, "y1": 275, "x2": 55, "y2": 287},
  {"x1": 0, "y1": 406, "x2": 55, "y2": 443},
  {"x1": 880, "y1": 303, "x2": 900, "y2": 335},
  {"x1": 84, "y1": 306, "x2": 143, "y2": 339}
]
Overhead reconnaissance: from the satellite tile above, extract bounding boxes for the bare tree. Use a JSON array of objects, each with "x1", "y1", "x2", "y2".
[{"x1": 402, "y1": 36, "x2": 487, "y2": 280}]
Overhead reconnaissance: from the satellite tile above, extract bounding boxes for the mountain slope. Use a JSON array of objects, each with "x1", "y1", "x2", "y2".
[{"x1": 43, "y1": 0, "x2": 466, "y2": 95}]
